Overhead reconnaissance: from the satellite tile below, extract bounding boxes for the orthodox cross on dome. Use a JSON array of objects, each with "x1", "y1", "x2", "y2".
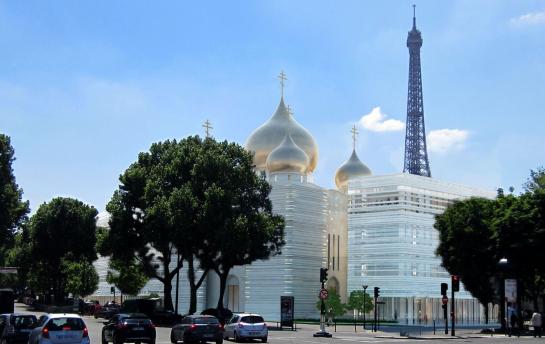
[
  {"x1": 202, "y1": 119, "x2": 213, "y2": 138},
  {"x1": 278, "y1": 70, "x2": 287, "y2": 98},
  {"x1": 350, "y1": 124, "x2": 359, "y2": 150}
]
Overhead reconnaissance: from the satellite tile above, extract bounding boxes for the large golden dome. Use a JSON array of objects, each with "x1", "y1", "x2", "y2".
[
  {"x1": 266, "y1": 133, "x2": 310, "y2": 174},
  {"x1": 245, "y1": 97, "x2": 318, "y2": 173},
  {"x1": 335, "y1": 149, "x2": 372, "y2": 190}
]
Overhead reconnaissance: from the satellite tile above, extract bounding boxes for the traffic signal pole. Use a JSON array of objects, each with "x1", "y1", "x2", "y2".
[
  {"x1": 314, "y1": 268, "x2": 332, "y2": 338},
  {"x1": 451, "y1": 286, "x2": 455, "y2": 336}
]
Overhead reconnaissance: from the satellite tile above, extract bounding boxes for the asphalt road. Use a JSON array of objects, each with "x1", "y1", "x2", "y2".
[{"x1": 14, "y1": 303, "x2": 545, "y2": 343}]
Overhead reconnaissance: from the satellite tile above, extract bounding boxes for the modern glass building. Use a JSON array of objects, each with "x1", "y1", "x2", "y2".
[{"x1": 347, "y1": 173, "x2": 495, "y2": 324}]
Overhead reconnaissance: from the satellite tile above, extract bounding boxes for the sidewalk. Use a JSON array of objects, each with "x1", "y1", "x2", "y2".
[{"x1": 293, "y1": 323, "x2": 502, "y2": 340}]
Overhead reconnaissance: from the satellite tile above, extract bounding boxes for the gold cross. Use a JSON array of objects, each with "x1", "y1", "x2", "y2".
[
  {"x1": 278, "y1": 70, "x2": 287, "y2": 98},
  {"x1": 202, "y1": 119, "x2": 213, "y2": 138},
  {"x1": 350, "y1": 124, "x2": 359, "y2": 150}
]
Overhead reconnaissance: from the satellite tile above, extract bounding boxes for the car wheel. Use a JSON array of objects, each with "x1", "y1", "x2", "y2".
[
  {"x1": 216, "y1": 339, "x2": 223, "y2": 344},
  {"x1": 94, "y1": 314, "x2": 98, "y2": 319},
  {"x1": 148, "y1": 341, "x2": 155, "y2": 344},
  {"x1": 113, "y1": 335, "x2": 123, "y2": 344},
  {"x1": 170, "y1": 333, "x2": 176, "y2": 344},
  {"x1": 261, "y1": 337, "x2": 267, "y2": 343},
  {"x1": 234, "y1": 331, "x2": 240, "y2": 343},
  {"x1": 102, "y1": 332, "x2": 108, "y2": 344}
]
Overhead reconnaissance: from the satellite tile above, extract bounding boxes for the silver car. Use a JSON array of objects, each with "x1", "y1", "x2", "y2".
[
  {"x1": 223, "y1": 314, "x2": 267, "y2": 343},
  {"x1": 27, "y1": 314, "x2": 90, "y2": 344}
]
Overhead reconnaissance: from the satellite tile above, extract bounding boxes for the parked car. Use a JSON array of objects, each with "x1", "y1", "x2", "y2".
[
  {"x1": 0, "y1": 313, "x2": 37, "y2": 344},
  {"x1": 223, "y1": 314, "x2": 267, "y2": 343},
  {"x1": 27, "y1": 313, "x2": 89, "y2": 344},
  {"x1": 170, "y1": 315, "x2": 222, "y2": 344},
  {"x1": 95, "y1": 304, "x2": 121, "y2": 320},
  {"x1": 121, "y1": 299, "x2": 181, "y2": 326},
  {"x1": 101, "y1": 313, "x2": 156, "y2": 344}
]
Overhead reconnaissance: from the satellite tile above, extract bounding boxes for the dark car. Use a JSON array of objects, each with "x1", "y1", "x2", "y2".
[
  {"x1": 170, "y1": 315, "x2": 222, "y2": 344},
  {"x1": 102, "y1": 313, "x2": 155, "y2": 344},
  {"x1": 0, "y1": 314, "x2": 38, "y2": 344},
  {"x1": 121, "y1": 299, "x2": 181, "y2": 326},
  {"x1": 95, "y1": 304, "x2": 121, "y2": 320}
]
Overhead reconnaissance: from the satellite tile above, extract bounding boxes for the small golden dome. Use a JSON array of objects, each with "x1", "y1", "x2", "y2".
[
  {"x1": 245, "y1": 97, "x2": 318, "y2": 173},
  {"x1": 266, "y1": 133, "x2": 310, "y2": 174},
  {"x1": 335, "y1": 149, "x2": 372, "y2": 190}
]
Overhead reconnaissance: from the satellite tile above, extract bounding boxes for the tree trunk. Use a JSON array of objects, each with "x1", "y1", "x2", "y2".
[
  {"x1": 163, "y1": 277, "x2": 174, "y2": 311},
  {"x1": 186, "y1": 260, "x2": 209, "y2": 315},
  {"x1": 188, "y1": 259, "x2": 197, "y2": 315},
  {"x1": 216, "y1": 268, "x2": 230, "y2": 311},
  {"x1": 484, "y1": 303, "x2": 489, "y2": 324}
]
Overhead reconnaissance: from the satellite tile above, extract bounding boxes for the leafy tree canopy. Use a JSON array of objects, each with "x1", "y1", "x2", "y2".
[
  {"x1": 27, "y1": 197, "x2": 98, "y2": 301},
  {"x1": 346, "y1": 290, "x2": 373, "y2": 314},
  {"x1": 106, "y1": 258, "x2": 148, "y2": 296},
  {"x1": 0, "y1": 134, "x2": 29, "y2": 263},
  {"x1": 63, "y1": 259, "x2": 99, "y2": 298}
]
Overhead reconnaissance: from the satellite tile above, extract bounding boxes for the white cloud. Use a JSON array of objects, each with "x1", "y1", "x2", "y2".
[
  {"x1": 427, "y1": 129, "x2": 469, "y2": 154},
  {"x1": 510, "y1": 11, "x2": 545, "y2": 26},
  {"x1": 359, "y1": 107, "x2": 405, "y2": 132}
]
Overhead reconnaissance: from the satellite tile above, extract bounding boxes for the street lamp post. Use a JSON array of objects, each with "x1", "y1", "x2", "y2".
[
  {"x1": 498, "y1": 258, "x2": 508, "y2": 332},
  {"x1": 362, "y1": 285, "x2": 368, "y2": 330}
]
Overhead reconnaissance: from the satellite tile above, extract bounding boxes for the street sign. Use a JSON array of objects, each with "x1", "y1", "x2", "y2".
[
  {"x1": 319, "y1": 288, "x2": 328, "y2": 300},
  {"x1": 442, "y1": 295, "x2": 448, "y2": 305}
]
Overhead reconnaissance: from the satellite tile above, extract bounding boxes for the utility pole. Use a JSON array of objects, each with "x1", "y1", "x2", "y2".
[{"x1": 362, "y1": 285, "x2": 368, "y2": 330}]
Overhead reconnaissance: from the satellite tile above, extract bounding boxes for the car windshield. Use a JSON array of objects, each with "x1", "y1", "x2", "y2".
[
  {"x1": 46, "y1": 318, "x2": 85, "y2": 331},
  {"x1": 12, "y1": 315, "x2": 37, "y2": 329},
  {"x1": 193, "y1": 317, "x2": 218, "y2": 324},
  {"x1": 240, "y1": 316, "x2": 264, "y2": 324}
]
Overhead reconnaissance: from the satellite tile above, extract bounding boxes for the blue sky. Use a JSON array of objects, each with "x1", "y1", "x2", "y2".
[{"x1": 2, "y1": 1, "x2": 545, "y2": 213}]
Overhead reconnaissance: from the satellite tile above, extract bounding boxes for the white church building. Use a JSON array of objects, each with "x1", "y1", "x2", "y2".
[{"x1": 92, "y1": 89, "x2": 495, "y2": 324}]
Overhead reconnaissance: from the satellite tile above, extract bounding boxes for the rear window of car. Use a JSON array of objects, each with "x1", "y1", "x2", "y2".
[
  {"x1": 240, "y1": 316, "x2": 264, "y2": 324},
  {"x1": 122, "y1": 318, "x2": 152, "y2": 325},
  {"x1": 12, "y1": 315, "x2": 37, "y2": 329},
  {"x1": 193, "y1": 317, "x2": 219, "y2": 324},
  {"x1": 46, "y1": 318, "x2": 85, "y2": 331}
]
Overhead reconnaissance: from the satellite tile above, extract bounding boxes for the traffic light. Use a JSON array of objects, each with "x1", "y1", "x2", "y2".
[
  {"x1": 441, "y1": 282, "x2": 448, "y2": 296},
  {"x1": 320, "y1": 268, "x2": 329, "y2": 283},
  {"x1": 451, "y1": 275, "x2": 460, "y2": 292},
  {"x1": 374, "y1": 287, "x2": 380, "y2": 298}
]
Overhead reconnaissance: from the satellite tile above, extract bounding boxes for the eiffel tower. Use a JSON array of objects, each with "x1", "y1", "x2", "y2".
[{"x1": 403, "y1": 5, "x2": 431, "y2": 177}]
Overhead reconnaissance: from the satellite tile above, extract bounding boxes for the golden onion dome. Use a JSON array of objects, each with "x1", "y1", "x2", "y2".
[
  {"x1": 266, "y1": 133, "x2": 310, "y2": 174},
  {"x1": 335, "y1": 149, "x2": 372, "y2": 190},
  {"x1": 245, "y1": 97, "x2": 318, "y2": 173}
]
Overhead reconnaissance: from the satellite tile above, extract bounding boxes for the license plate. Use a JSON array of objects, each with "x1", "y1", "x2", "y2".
[
  {"x1": 203, "y1": 334, "x2": 213, "y2": 339},
  {"x1": 134, "y1": 327, "x2": 144, "y2": 331},
  {"x1": 250, "y1": 331, "x2": 260, "y2": 335}
]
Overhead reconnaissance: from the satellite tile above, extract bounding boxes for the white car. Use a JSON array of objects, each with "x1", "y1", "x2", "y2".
[
  {"x1": 27, "y1": 314, "x2": 90, "y2": 344},
  {"x1": 223, "y1": 314, "x2": 267, "y2": 343}
]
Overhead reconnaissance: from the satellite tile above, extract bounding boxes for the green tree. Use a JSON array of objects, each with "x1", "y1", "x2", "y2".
[
  {"x1": 105, "y1": 138, "x2": 202, "y2": 311},
  {"x1": 106, "y1": 258, "x2": 148, "y2": 296},
  {"x1": 3, "y1": 223, "x2": 32, "y2": 290},
  {"x1": 315, "y1": 289, "x2": 346, "y2": 319},
  {"x1": 346, "y1": 290, "x2": 373, "y2": 314},
  {"x1": 28, "y1": 197, "x2": 98, "y2": 302},
  {"x1": 63, "y1": 260, "x2": 99, "y2": 298},
  {"x1": 0, "y1": 134, "x2": 29, "y2": 264},
  {"x1": 105, "y1": 137, "x2": 284, "y2": 313},
  {"x1": 193, "y1": 139, "x2": 285, "y2": 311},
  {"x1": 435, "y1": 197, "x2": 498, "y2": 323}
]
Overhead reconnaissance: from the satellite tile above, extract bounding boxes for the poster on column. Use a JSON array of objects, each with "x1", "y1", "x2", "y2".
[
  {"x1": 505, "y1": 279, "x2": 517, "y2": 303},
  {"x1": 280, "y1": 296, "x2": 294, "y2": 328}
]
